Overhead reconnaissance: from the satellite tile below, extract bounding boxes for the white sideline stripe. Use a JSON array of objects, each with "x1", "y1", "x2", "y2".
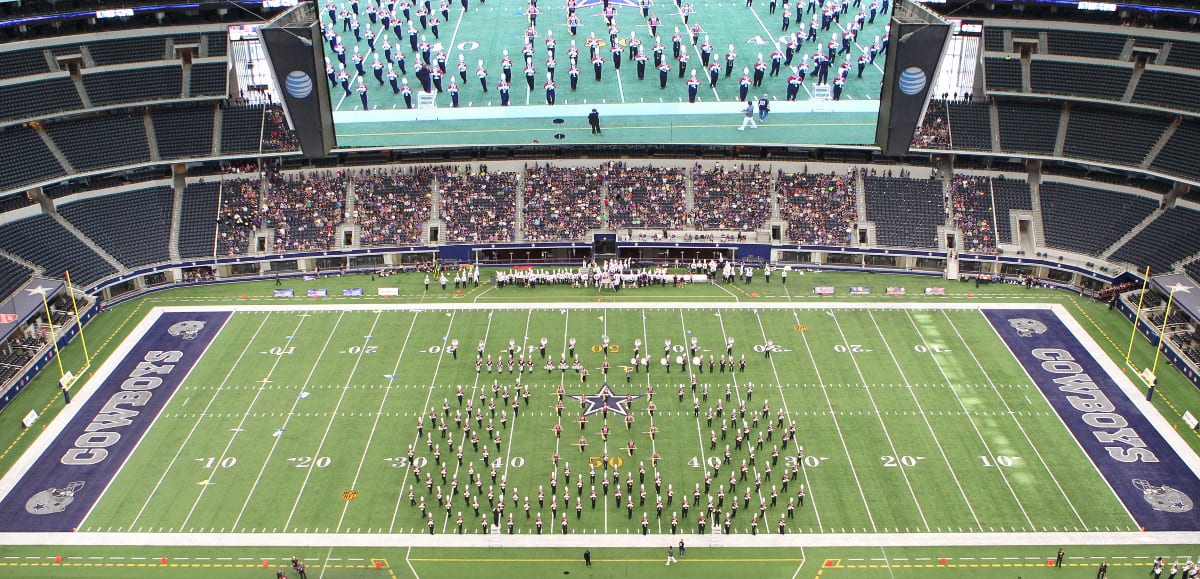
[
  {"x1": 127, "y1": 313, "x2": 274, "y2": 529},
  {"x1": 1053, "y1": 304, "x2": 1200, "y2": 481},
  {"x1": 154, "y1": 302, "x2": 1059, "y2": 313},
  {"x1": 81, "y1": 312, "x2": 236, "y2": 530},
  {"x1": 868, "y1": 309, "x2": 979, "y2": 530},
  {"x1": 826, "y1": 311, "x2": 931, "y2": 531},
  {"x1": 0, "y1": 310, "x2": 166, "y2": 506},
  {"x1": 0, "y1": 530, "x2": 1193, "y2": 548},
  {"x1": 938, "y1": 310, "x2": 1089, "y2": 529}
]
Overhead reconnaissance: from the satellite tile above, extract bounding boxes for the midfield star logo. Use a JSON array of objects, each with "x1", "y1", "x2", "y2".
[{"x1": 570, "y1": 384, "x2": 641, "y2": 417}]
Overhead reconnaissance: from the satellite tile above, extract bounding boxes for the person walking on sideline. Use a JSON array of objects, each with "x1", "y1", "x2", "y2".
[
  {"x1": 666, "y1": 545, "x2": 678, "y2": 565},
  {"x1": 1096, "y1": 560, "x2": 1107, "y2": 579},
  {"x1": 738, "y1": 101, "x2": 757, "y2": 131},
  {"x1": 1055, "y1": 548, "x2": 1064, "y2": 568},
  {"x1": 588, "y1": 109, "x2": 602, "y2": 133},
  {"x1": 584, "y1": 549, "x2": 591, "y2": 566}
]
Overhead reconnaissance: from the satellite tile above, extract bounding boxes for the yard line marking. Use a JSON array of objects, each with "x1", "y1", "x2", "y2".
[
  {"x1": 713, "y1": 308, "x2": 818, "y2": 532},
  {"x1": 901, "y1": 310, "x2": 1039, "y2": 529},
  {"x1": 782, "y1": 309, "x2": 876, "y2": 530},
  {"x1": 946, "y1": 311, "x2": 1095, "y2": 530},
  {"x1": 222, "y1": 311, "x2": 348, "y2": 531},
  {"x1": 866, "y1": 310, "x2": 982, "y2": 531},
  {"x1": 177, "y1": 312, "x2": 319, "y2": 530},
  {"x1": 126, "y1": 313, "x2": 275, "y2": 530},
  {"x1": 500, "y1": 309, "x2": 535, "y2": 527},
  {"x1": 282, "y1": 311, "x2": 384, "y2": 530},
  {"x1": 390, "y1": 310, "x2": 458, "y2": 532},
  {"x1": 829, "y1": 309, "x2": 930, "y2": 531},
  {"x1": 440, "y1": 311, "x2": 495, "y2": 534},
  {"x1": 670, "y1": 309, "x2": 711, "y2": 528},
  {"x1": 334, "y1": 311, "x2": 421, "y2": 532}
]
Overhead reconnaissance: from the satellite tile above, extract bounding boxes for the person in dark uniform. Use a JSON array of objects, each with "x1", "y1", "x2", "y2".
[
  {"x1": 1096, "y1": 560, "x2": 1107, "y2": 579},
  {"x1": 1055, "y1": 548, "x2": 1064, "y2": 568},
  {"x1": 498, "y1": 78, "x2": 510, "y2": 105},
  {"x1": 588, "y1": 108, "x2": 601, "y2": 133},
  {"x1": 658, "y1": 60, "x2": 670, "y2": 88},
  {"x1": 584, "y1": 549, "x2": 592, "y2": 566}
]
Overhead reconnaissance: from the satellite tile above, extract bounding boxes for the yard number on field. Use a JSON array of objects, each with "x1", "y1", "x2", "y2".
[
  {"x1": 979, "y1": 455, "x2": 1021, "y2": 467},
  {"x1": 289, "y1": 456, "x2": 332, "y2": 468},
  {"x1": 881, "y1": 455, "x2": 924, "y2": 467},
  {"x1": 263, "y1": 346, "x2": 296, "y2": 355},
  {"x1": 197, "y1": 457, "x2": 237, "y2": 468},
  {"x1": 833, "y1": 344, "x2": 871, "y2": 353}
]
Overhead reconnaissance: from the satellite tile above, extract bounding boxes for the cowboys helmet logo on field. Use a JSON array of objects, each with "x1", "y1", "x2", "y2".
[
  {"x1": 25, "y1": 481, "x2": 85, "y2": 515},
  {"x1": 1008, "y1": 318, "x2": 1048, "y2": 338},
  {"x1": 1134, "y1": 479, "x2": 1193, "y2": 513},
  {"x1": 167, "y1": 320, "x2": 207, "y2": 340}
]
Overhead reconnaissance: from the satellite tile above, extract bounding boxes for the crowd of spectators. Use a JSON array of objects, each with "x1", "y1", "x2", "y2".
[
  {"x1": 439, "y1": 166, "x2": 518, "y2": 242},
  {"x1": 912, "y1": 100, "x2": 951, "y2": 149},
  {"x1": 352, "y1": 167, "x2": 434, "y2": 246},
  {"x1": 690, "y1": 164, "x2": 772, "y2": 231},
  {"x1": 777, "y1": 170, "x2": 859, "y2": 244},
  {"x1": 523, "y1": 164, "x2": 604, "y2": 242},
  {"x1": 949, "y1": 174, "x2": 997, "y2": 254},
  {"x1": 262, "y1": 104, "x2": 300, "y2": 152},
  {"x1": 264, "y1": 170, "x2": 347, "y2": 252},
  {"x1": 216, "y1": 178, "x2": 262, "y2": 256},
  {"x1": 605, "y1": 162, "x2": 689, "y2": 230}
]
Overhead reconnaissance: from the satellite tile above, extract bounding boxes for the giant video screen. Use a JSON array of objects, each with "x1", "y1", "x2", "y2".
[{"x1": 319, "y1": 0, "x2": 892, "y2": 148}]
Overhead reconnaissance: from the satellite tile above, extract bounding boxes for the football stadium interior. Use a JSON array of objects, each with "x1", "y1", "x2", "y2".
[{"x1": 0, "y1": 0, "x2": 1198, "y2": 578}]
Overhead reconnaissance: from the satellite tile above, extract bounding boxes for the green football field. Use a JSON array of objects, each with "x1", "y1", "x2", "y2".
[
  {"x1": 75, "y1": 301, "x2": 1131, "y2": 535},
  {"x1": 323, "y1": 0, "x2": 889, "y2": 147},
  {"x1": 3, "y1": 272, "x2": 1199, "y2": 579}
]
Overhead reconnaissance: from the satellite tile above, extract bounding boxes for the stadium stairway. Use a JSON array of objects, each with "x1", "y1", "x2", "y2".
[
  {"x1": 1026, "y1": 167, "x2": 1048, "y2": 249},
  {"x1": 47, "y1": 210, "x2": 124, "y2": 272},
  {"x1": 143, "y1": 110, "x2": 161, "y2": 163},
  {"x1": 683, "y1": 171, "x2": 696, "y2": 215},
  {"x1": 35, "y1": 127, "x2": 74, "y2": 174},
  {"x1": 514, "y1": 172, "x2": 526, "y2": 243},
  {"x1": 988, "y1": 100, "x2": 1002, "y2": 152},
  {"x1": 1103, "y1": 202, "x2": 1168, "y2": 261},
  {"x1": 344, "y1": 177, "x2": 362, "y2": 249},
  {"x1": 1053, "y1": 104, "x2": 1070, "y2": 157},
  {"x1": 853, "y1": 170, "x2": 867, "y2": 222},
  {"x1": 70, "y1": 74, "x2": 92, "y2": 109},
  {"x1": 211, "y1": 106, "x2": 224, "y2": 156},
  {"x1": 168, "y1": 172, "x2": 184, "y2": 262},
  {"x1": 1122, "y1": 63, "x2": 1144, "y2": 102},
  {"x1": 1142, "y1": 117, "x2": 1181, "y2": 171},
  {"x1": 428, "y1": 173, "x2": 444, "y2": 244},
  {"x1": 0, "y1": 248, "x2": 41, "y2": 277},
  {"x1": 180, "y1": 59, "x2": 192, "y2": 98}
]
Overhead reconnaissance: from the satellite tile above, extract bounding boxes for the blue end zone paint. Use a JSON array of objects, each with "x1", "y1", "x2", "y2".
[
  {"x1": 0, "y1": 311, "x2": 231, "y2": 532},
  {"x1": 985, "y1": 309, "x2": 1200, "y2": 531}
]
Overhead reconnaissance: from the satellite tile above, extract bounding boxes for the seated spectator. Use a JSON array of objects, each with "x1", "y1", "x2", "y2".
[
  {"x1": 606, "y1": 162, "x2": 689, "y2": 230},
  {"x1": 524, "y1": 165, "x2": 604, "y2": 241},
  {"x1": 353, "y1": 167, "x2": 434, "y2": 246},
  {"x1": 691, "y1": 163, "x2": 772, "y2": 231},
  {"x1": 777, "y1": 169, "x2": 858, "y2": 244},
  {"x1": 264, "y1": 170, "x2": 347, "y2": 252},
  {"x1": 440, "y1": 166, "x2": 518, "y2": 242}
]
